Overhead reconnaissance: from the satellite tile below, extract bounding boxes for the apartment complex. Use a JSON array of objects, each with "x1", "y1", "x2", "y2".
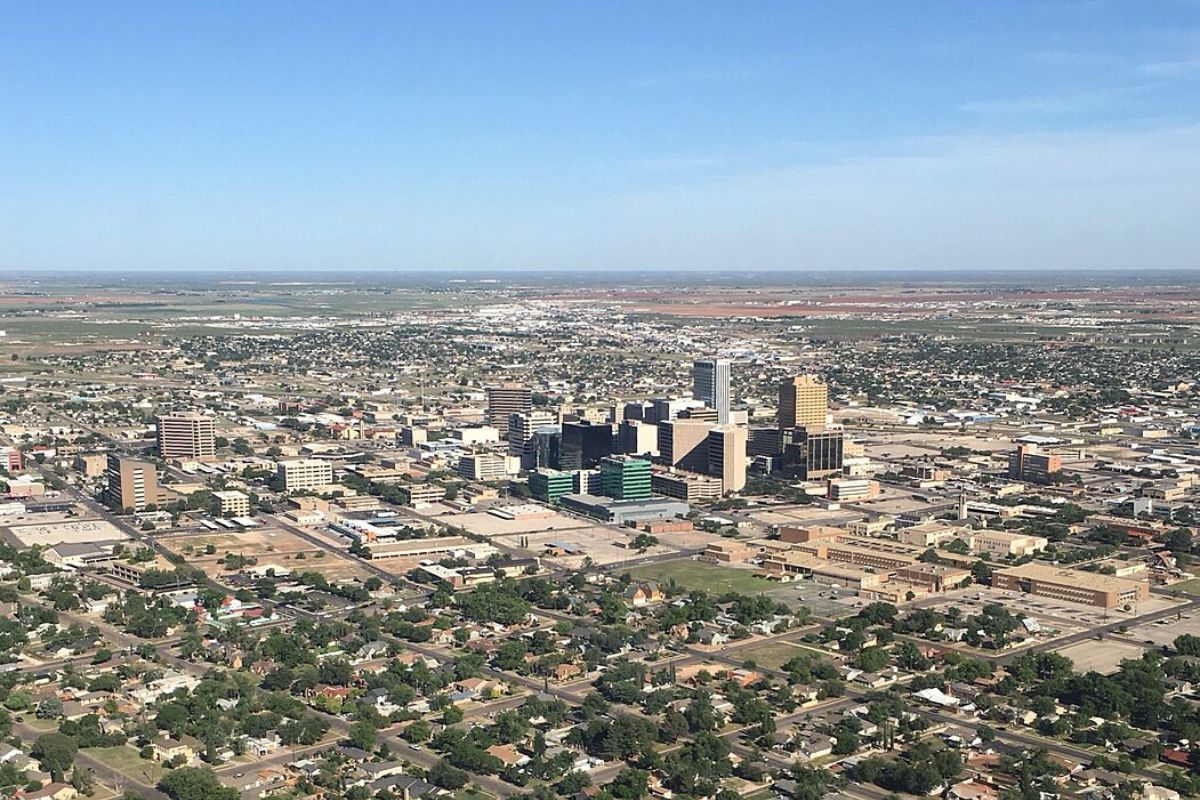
[
  {"x1": 276, "y1": 459, "x2": 334, "y2": 492},
  {"x1": 156, "y1": 412, "x2": 216, "y2": 461},
  {"x1": 485, "y1": 383, "x2": 532, "y2": 437},
  {"x1": 692, "y1": 358, "x2": 731, "y2": 424},
  {"x1": 74, "y1": 452, "x2": 108, "y2": 478},
  {"x1": 992, "y1": 563, "x2": 1149, "y2": 609},
  {"x1": 104, "y1": 455, "x2": 161, "y2": 512}
]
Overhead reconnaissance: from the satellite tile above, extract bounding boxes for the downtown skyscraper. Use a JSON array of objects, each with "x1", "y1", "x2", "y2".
[{"x1": 692, "y1": 358, "x2": 731, "y2": 424}]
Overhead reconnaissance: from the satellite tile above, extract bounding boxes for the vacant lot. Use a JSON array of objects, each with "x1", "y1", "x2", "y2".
[
  {"x1": 86, "y1": 745, "x2": 168, "y2": 784},
  {"x1": 158, "y1": 527, "x2": 314, "y2": 559},
  {"x1": 736, "y1": 640, "x2": 835, "y2": 671},
  {"x1": 157, "y1": 528, "x2": 374, "y2": 582},
  {"x1": 1054, "y1": 639, "x2": 1147, "y2": 674}
]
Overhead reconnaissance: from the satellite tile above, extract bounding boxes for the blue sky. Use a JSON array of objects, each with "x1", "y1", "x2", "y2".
[{"x1": 2, "y1": 1, "x2": 1200, "y2": 272}]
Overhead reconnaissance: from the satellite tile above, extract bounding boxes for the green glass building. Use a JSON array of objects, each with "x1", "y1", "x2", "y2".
[
  {"x1": 599, "y1": 455, "x2": 652, "y2": 500},
  {"x1": 530, "y1": 468, "x2": 574, "y2": 504}
]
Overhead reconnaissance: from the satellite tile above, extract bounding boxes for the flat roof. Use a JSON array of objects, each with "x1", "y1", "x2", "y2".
[{"x1": 995, "y1": 562, "x2": 1146, "y2": 593}]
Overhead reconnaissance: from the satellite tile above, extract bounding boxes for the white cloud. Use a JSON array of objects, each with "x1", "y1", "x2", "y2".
[
  {"x1": 961, "y1": 83, "x2": 1162, "y2": 114},
  {"x1": 1138, "y1": 57, "x2": 1200, "y2": 77}
]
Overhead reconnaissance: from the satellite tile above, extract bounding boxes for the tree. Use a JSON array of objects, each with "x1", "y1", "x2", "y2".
[
  {"x1": 348, "y1": 720, "x2": 377, "y2": 751},
  {"x1": 609, "y1": 768, "x2": 650, "y2": 800},
  {"x1": 428, "y1": 759, "x2": 469, "y2": 790},
  {"x1": 70, "y1": 766, "x2": 95, "y2": 796},
  {"x1": 388, "y1": 718, "x2": 425, "y2": 744},
  {"x1": 684, "y1": 691, "x2": 719, "y2": 733},
  {"x1": 1175, "y1": 634, "x2": 1200, "y2": 656},
  {"x1": 855, "y1": 647, "x2": 889, "y2": 673},
  {"x1": 158, "y1": 768, "x2": 239, "y2": 800},
  {"x1": 558, "y1": 771, "x2": 591, "y2": 795},
  {"x1": 33, "y1": 733, "x2": 78, "y2": 779},
  {"x1": 36, "y1": 696, "x2": 64, "y2": 719},
  {"x1": 789, "y1": 765, "x2": 837, "y2": 800}
]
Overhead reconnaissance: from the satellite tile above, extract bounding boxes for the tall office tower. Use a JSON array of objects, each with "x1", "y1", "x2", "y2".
[
  {"x1": 104, "y1": 454, "x2": 161, "y2": 512},
  {"x1": 657, "y1": 419, "x2": 714, "y2": 473},
  {"x1": 778, "y1": 375, "x2": 829, "y2": 431},
  {"x1": 559, "y1": 421, "x2": 617, "y2": 471},
  {"x1": 693, "y1": 358, "x2": 732, "y2": 424},
  {"x1": 785, "y1": 427, "x2": 844, "y2": 480},
  {"x1": 508, "y1": 410, "x2": 557, "y2": 458},
  {"x1": 707, "y1": 424, "x2": 747, "y2": 494},
  {"x1": 486, "y1": 383, "x2": 532, "y2": 437},
  {"x1": 156, "y1": 412, "x2": 216, "y2": 461},
  {"x1": 599, "y1": 455, "x2": 652, "y2": 500},
  {"x1": 619, "y1": 419, "x2": 658, "y2": 457},
  {"x1": 526, "y1": 425, "x2": 562, "y2": 471}
]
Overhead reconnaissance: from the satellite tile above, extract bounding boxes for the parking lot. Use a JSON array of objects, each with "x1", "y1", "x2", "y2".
[
  {"x1": 1054, "y1": 639, "x2": 1148, "y2": 674},
  {"x1": 1125, "y1": 609, "x2": 1200, "y2": 649},
  {"x1": 3, "y1": 517, "x2": 128, "y2": 548}
]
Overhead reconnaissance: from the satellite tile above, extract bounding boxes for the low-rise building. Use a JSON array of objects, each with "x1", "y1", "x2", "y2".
[
  {"x1": 213, "y1": 490, "x2": 251, "y2": 517},
  {"x1": 993, "y1": 563, "x2": 1149, "y2": 609},
  {"x1": 558, "y1": 493, "x2": 689, "y2": 525},
  {"x1": 968, "y1": 530, "x2": 1048, "y2": 557}
]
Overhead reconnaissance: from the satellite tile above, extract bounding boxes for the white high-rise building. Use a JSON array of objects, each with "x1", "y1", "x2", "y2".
[{"x1": 692, "y1": 358, "x2": 732, "y2": 424}]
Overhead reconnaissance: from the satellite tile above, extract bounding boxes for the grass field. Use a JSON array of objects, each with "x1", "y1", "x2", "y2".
[
  {"x1": 625, "y1": 560, "x2": 772, "y2": 595},
  {"x1": 733, "y1": 641, "x2": 816, "y2": 671},
  {"x1": 86, "y1": 746, "x2": 168, "y2": 783},
  {"x1": 1167, "y1": 579, "x2": 1200, "y2": 596},
  {"x1": 624, "y1": 558, "x2": 858, "y2": 619},
  {"x1": 454, "y1": 789, "x2": 495, "y2": 800}
]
